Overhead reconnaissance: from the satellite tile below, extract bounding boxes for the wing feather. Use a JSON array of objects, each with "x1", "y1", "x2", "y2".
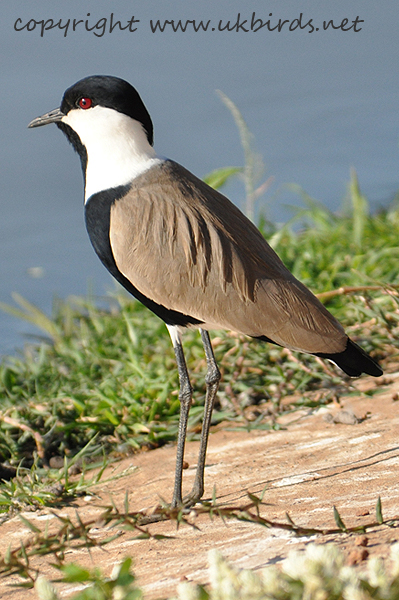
[{"x1": 109, "y1": 160, "x2": 346, "y2": 354}]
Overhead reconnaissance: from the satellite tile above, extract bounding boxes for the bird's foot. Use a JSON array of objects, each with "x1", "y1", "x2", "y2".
[
  {"x1": 136, "y1": 483, "x2": 204, "y2": 525},
  {"x1": 181, "y1": 490, "x2": 203, "y2": 509},
  {"x1": 137, "y1": 499, "x2": 200, "y2": 525}
]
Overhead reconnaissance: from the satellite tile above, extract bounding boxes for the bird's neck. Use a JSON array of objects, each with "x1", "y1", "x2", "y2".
[
  {"x1": 60, "y1": 106, "x2": 161, "y2": 202},
  {"x1": 83, "y1": 118, "x2": 160, "y2": 202}
]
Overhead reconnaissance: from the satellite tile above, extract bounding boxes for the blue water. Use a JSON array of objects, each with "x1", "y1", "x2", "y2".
[{"x1": 1, "y1": 0, "x2": 398, "y2": 355}]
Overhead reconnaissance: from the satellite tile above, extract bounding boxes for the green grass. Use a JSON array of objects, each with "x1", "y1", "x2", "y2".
[
  {"x1": 31, "y1": 542, "x2": 399, "y2": 600},
  {"x1": 29, "y1": 543, "x2": 399, "y2": 600},
  {"x1": 3, "y1": 493, "x2": 399, "y2": 596},
  {"x1": 4, "y1": 496, "x2": 399, "y2": 599}
]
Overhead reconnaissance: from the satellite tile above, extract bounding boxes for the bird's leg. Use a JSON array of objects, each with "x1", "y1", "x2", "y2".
[
  {"x1": 167, "y1": 326, "x2": 193, "y2": 508},
  {"x1": 183, "y1": 328, "x2": 221, "y2": 506}
]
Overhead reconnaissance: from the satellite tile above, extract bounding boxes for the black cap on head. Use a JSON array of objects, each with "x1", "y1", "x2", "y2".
[{"x1": 61, "y1": 75, "x2": 154, "y2": 146}]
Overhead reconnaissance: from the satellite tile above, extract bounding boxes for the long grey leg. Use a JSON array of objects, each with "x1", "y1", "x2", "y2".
[
  {"x1": 167, "y1": 325, "x2": 193, "y2": 508},
  {"x1": 183, "y1": 328, "x2": 221, "y2": 505}
]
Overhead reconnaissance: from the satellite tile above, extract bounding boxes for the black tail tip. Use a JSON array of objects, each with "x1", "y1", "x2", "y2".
[{"x1": 316, "y1": 338, "x2": 383, "y2": 378}]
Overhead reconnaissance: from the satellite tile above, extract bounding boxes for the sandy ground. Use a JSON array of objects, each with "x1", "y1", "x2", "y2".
[{"x1": 1, "y1": 371, "x2": 399, "y2": 598}]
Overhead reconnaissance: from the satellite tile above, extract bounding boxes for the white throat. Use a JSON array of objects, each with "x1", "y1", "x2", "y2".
[{"x1": 61, "y1": 105, "x2": 162, "y2": 202}]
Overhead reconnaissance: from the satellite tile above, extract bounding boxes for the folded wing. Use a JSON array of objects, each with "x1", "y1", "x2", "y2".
[{"x1": 109, "y1": 160, "x2": 347, "y2": 354}]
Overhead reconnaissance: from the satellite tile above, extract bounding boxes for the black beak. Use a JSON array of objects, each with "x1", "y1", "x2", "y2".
[{"x1": 28, "y1": 108, "x2": 64, "y2": 128}]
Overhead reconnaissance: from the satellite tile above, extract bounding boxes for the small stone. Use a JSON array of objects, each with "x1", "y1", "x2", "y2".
[
  {"x1": 354, "y1": 535, "x2": 368, "y2": 547},
  {"x1": 347, "y1": 548, "x2": 369, "y2": 565},
  {"x1": 332, "y1": 409, "x2": 360, "y2": 425},
  {"x1": 356, "y1": 509, "x2": 370, "y2": 517},
  {"x1": 49, "y1": 456, "x2": 64, "y2": 469}
]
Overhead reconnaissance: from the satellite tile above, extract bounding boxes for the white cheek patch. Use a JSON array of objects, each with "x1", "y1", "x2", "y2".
[{"x1": 62, "y1": 106, "x2": 162, "y2": 201}]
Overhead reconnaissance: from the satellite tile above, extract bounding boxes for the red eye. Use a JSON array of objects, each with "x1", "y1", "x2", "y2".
[{"x1": 78, "y1": 97, "x2": 92, "y2": 109}]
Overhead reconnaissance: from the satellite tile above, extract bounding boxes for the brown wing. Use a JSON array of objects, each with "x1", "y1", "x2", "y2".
[{"x1": 109, "y1": 160, "x2": 346, "y2": 354}]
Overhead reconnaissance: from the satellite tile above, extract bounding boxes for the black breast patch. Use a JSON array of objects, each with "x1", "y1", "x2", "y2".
[{"x1": 84, "y1": 186, "x2": 202, "y2": 328}]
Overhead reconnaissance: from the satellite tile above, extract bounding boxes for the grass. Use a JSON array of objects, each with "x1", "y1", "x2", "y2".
[
  {"x1": 31, "y1": 543, "x2": 399, "y2": 599},
  {"x1": 176, "y1": 544, "x2": 399, "y2": 600},
  {"x1": 3, "y1": 494, "x2": 399, "y2": 598},
  {"x1": 30, "y1": 543, "x2": 399, "y2": 599}
]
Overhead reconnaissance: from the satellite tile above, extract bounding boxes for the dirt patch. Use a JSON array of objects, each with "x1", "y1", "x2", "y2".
[{"x1": 1, "y1": 372, "x2": 399, "y2": 598}]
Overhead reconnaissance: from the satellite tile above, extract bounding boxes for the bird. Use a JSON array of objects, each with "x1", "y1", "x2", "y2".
[{"x1": 28, "y1": 75, "x2": 383, "y2": 508}]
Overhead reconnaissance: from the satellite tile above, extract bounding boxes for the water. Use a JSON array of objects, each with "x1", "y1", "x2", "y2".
[{"x1": 1, "y1": 0, "x2": 398, "y2": 355}]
